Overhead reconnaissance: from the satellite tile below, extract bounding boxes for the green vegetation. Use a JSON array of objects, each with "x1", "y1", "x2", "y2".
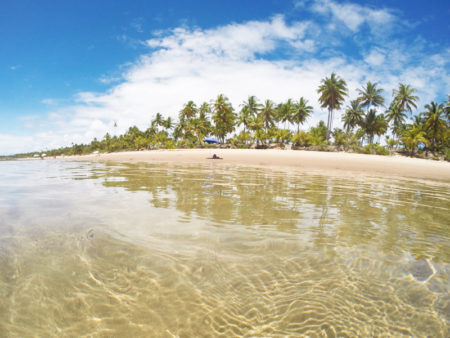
[
  {"x1": 7, "y1": 76, "x2": 449, "y2": 161},
  {"x1": 317, "y1": 73, "x2": 348, "y2": 140}
]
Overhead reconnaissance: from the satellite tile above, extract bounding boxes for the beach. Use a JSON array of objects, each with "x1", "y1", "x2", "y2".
[{"x1": 63, "y1": 149, "x2": 450, "y2": 181}]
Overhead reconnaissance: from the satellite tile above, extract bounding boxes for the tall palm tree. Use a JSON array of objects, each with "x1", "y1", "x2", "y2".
[
  {"x1": 342, "y1": 100, "x2": 363, "y2": 132},
  {"x1": 356, "y1": 81, "x2": 385, "y2": 109},
  {"x1": 361, "y1": 109, "x2": 388, "y2": 144},
  {"x1": 421, "y1": 101, "x2": 446, "y2": 152},
  {"x1": 192, "y1": 112, "x2": 212, "y2": 145},
  {"x1": 444, "y1": 95, "x2": 450, "y2": 120},
  {"x1": 238, "y1": 106, "x2": 251, "y2": 133},
  {"x1": 386, "y1": 102, "x2": 407, "y2": 140},
  {"x1": 375, "y1": 113, "x2": 389, "y2": 143},
  {"x1": 180, "y1": 101, "x2": 198, "y2": 121},
  {"x1": 392, "y1": 83, "x2": 418, "y2": 115},
  {"x1": 212, "y1": 94, "x2": 236, "y2": 143},
  {"x1": 317, "y1": 73, "x2": 348, "y2": 140},
  {"x1": 152, "y1": 112, "x2": 164, "y2": 128},
  {"x1": 277, "y1": 99, "x2": 295, "y2": 129},
  {"x1": 239, "y1": 96, "x2": 260, "y2": 134},
  {"x1": 292, "y1": 97, "x2": 313, "y2": 133},
  {"x1": 163, "y1": 117, "x2": 173, "y2": 131},
  {"x1": 260, "y1": 100, "x2": 276, "y2": 132},
  {"x1": 241, "y1": 96, "x2": 261, "y2": 117},
  {"x1": 199, "y1": 102, "x2": 211, "y2": 116}
]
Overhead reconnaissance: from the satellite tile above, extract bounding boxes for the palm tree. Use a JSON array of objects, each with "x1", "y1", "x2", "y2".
[
  {"x1": 242, "y1": 96, "x2": 261, "y2": 117},
  {"x1": 239, "y1": 96, "x2": 260, "y2": 133},
  {"x1": 199, "y1": 102, "x2": 211, "y2": 116},
  {"x1": 422, "y1": 101, "x2": 446, "y2": 152},
  {"x1": 375, "y1": 113, "x2": 389, "y2": 143},
  {"x1": 356, "y1": 81, "x2": 385, "y2": 109},
  {"x1": 260, "y1": 100, "x2": 276, "y2": 133},
  {"x1": 361, "y1": 109, "x2": 388, "y2": 144},
  {"x1": 401, "y1": 125, "x2": 429, "y2": 156},
  {"x1": 392, "y1": 83, "x2": 418, "y2": 115},
  {"x1": 292, "y1": 97, "x2": 313, "y2": 133},
  {"x1": 386, "y1": 102, "x2": 407, "y2": 140},
  {"x1": 192, "y1": 113, "x2": 211, "y2": 145},
  {"x1": 444, "y1": 95, "x2": 450, "y2": 120},
  {"x1": 152, "y1": 112, "x2": 164, "y2": 128},
  {"x1": 238, "y1": 106, "x2": 251, "y2": 133},
  {"x1": 342, "y1": 100, "x2": 363, "y2": 132},
  {"x1": 317, "y1": 73, "x2": 348, "y2": 140},
  {"x1": 212, "y1": 94, "x2": 236, "y2": 143},
  {"x1": 277, "y1": 99, "x2": 295, "y2": 129},
  {"x1": 162, "y1": 117, "x2": 173, "y2": 131},
  {"x1": 180, "y1": 101, "x2": 198, "y2": 121}
]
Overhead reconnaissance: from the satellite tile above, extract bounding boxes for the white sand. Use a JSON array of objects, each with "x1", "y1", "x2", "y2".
[{"x1": 62, "y1": 149, "x2": 450, "y2": 182}]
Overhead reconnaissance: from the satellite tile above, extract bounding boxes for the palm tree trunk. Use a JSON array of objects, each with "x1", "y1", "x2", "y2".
[{"x1": 326, "y1": 108, "x2": 332, "y2": 140}]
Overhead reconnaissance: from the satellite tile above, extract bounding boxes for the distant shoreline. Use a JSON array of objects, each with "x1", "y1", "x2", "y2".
[{"x1": 52, "y1": 149, "x2": 450, "y2": 182}]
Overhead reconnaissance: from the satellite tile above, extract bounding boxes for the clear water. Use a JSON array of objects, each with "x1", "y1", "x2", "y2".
[{"x1": 0, "y1": 160, "x2": 449, "y2": 336}]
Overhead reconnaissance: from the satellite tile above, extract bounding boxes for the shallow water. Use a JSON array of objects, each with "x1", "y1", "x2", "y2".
[{"x1": 0, "y1": 160, "x2": 449, "y2": 336}]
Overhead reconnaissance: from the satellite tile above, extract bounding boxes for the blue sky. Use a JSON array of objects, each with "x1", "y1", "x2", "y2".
[{"x1": 0, "y1": 0, "x2": 449, "y2": 154}]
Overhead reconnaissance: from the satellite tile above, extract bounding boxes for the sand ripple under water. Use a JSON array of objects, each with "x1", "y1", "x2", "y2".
[{"x1": 0, "y1": 160, "x2": 448, "y2": 336}]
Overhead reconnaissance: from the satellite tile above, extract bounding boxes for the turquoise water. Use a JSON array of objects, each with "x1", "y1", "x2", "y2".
[{"x1": 0, "y1": 160, "x2": 449, "y2": 336}]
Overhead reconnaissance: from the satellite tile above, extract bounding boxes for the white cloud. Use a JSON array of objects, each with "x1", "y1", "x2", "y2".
[
  {"x1": 364, "y1": 49, "x2": 386, "y2": 66},
  {"x1": 1, "y1": 4, "x2": 448, "y2": 155},
  {"x1": 310, "y1": 0, "x2": 395, "y2": 33}
]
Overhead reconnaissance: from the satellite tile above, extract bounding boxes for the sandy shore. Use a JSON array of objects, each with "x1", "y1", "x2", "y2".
[{"x1": 62, "y1": 149, "x2": 450, "y2": 181}]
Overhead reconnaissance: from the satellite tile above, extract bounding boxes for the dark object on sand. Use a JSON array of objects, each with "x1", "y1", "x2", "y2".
[
  {"x1": 208, "y1": 154, "x2": 222, "y2": 160},
  {"x1": 87, "y1": 229, "x2": 94, "y2": 239}
]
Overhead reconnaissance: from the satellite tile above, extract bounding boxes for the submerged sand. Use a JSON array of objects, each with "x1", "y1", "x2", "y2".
[{"x1": 62, "y1": 149, "x2": 450, "y2": 181}]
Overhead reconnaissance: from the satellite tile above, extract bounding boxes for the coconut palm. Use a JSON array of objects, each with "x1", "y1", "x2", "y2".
[
  {"x1": 180, "y1": 101, "x2": 198, "y2": 121},
  {"x1": 317, "y1": 73, "x2": 348, "y2": 140},
  {"x1": 444, "y1": 95, "x2": 450, "y2": 120},
  {"x1": 421, "y1": 101, "x2": 446, "y2": 152},
  {"x1": 199, "y1": 102, "x2": 211, "y2": 116},
  {"x1": 386, "y1": 102, "x2": 407, "y2": 140},
  {"x1": 361, "y1": 109, "x2": 388, "y2": 144},
  {"x1": 238, "y1": 106, "x2": 251, "y2": 133},
  {"x1": 239, "y1": 96, "x2": 261, "y2": 134},
  {"x1": 392, "y1": 83, "x2": 418, "y2": 115},
  {"x1": 277, "y1": 99, "x2": 295, "y2": 129},
  {"x1": 212, "y1": 94, "x2": 236, "y2": 143},
  {"x1": 342, "y1": 100, "x2": 363, "y2": 132},
  {"x1": 241, "y1": 96, "x2": 261, "y2": 117},
  {"x1": 152, "y1": 112, "x2": 164, "y2": 128},
  {"x1": 162, "y1": 117, "x2": 173, "y2": 131},
  {"x1": 260, "y1": 100, "x2": 276, "y2": 133},
  {"x1": 192, "y1": 116, "x2": 211, "y2": 145},
  {"x1": 375, "y1": 113, "x2": 389, "y2": 142},
  {"x1": 401, "y1": 125, "x2": 429, "y2": 156},
  {"x1": 292, "y1": 97, "x2": 313, "y2": 133},
  {"x1": 356, "y1": 81, "x2": 385, "y2": 109}
]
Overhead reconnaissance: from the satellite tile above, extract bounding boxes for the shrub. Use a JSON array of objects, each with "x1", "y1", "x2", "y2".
[
  {"x1": 375, "y1": 144, "x2": 389, "y2": 155},
  {"x1": 291, "y1": 131, "x2": 312, "y2": 147}
]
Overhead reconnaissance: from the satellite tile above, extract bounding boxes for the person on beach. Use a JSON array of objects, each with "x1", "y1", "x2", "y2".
[{"x1": 208, "y1": 154, "x2": 222, "y2": 159}]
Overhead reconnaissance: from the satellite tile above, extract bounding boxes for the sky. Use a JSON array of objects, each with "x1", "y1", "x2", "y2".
[{"x1": 0, "y1": 0, "x2": 449, "y2": 155}]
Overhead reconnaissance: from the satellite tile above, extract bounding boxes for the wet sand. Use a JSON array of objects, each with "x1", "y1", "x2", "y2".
[{"x1": 61, "y1": 149, "x2": 450, "y2": 181}]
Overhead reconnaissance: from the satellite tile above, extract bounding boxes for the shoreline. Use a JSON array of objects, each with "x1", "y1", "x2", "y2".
[{"x1": 56, "y1": 149, "x2": 450, "y2": 182}]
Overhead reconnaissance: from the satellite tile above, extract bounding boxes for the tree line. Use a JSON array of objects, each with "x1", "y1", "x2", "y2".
[{"x1": 11, "y1": 73, "x2": 450, "y2": 160}]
